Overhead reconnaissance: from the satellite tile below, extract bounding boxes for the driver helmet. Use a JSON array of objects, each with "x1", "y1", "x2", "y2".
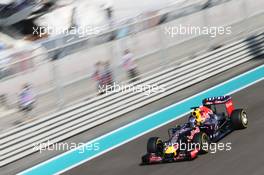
[{"x1": 191, "y1": 108, "x2": 203, "y2": 125}]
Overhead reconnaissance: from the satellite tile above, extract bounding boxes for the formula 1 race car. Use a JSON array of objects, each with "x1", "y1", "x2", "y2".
[
  {"x1": 141, "y1": 124, "x2": 206, "y2": 164},
  {"x1": 141, "y1": 96, "x2": 248, "y2": 164}
]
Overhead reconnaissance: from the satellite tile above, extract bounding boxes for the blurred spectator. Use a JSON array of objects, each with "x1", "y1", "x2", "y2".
[
  {"x1": 122, "y1": 49, "x2": 139, "y2": 83},
  {"x1": 102, "y1": 61, "x2": 113, "y2": 87},
  {"x1": 100, "y1": 0, "x2": 114, "y2": 34},
  {"x1": 105, "y1": 6, "x2": 113, "y2": 21},
  {"x1": 92, "y1": 61, "x2": 104, "y2": 93},
  {"x1": 101, "y1": 0, "x2": 113, "y2": 22},
  {"x1": 92, "y1": 61, "x2": 114, "y2": 94},
  {"x1": 18, "y1": 83, "x2": 36, "y2": 120}
]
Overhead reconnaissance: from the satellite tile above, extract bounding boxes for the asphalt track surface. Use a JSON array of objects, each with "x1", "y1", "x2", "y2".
[
  {"x1": 64, "y1": 78, "x2": 264, "y2": 175},
  {"x1": 1, "y1": 59, "x2": 262, "y2": 175}
]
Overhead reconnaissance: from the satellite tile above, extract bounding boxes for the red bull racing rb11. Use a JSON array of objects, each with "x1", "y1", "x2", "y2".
[{"x1": 141, "y1": 96, "x2": 248, "y2": 164}]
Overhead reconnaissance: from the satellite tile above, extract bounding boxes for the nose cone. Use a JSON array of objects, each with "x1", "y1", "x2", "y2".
[{"x1": 164, "y1": 146, "x2": 176, "y2": 155}]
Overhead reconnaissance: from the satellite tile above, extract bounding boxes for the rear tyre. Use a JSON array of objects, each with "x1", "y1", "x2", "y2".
[
  {"x1": 231, "y1": 109, "x2": 248, "y2": 129},
  {"x1": 192, "y1": 132, "x2": 210, "y2": 154},
  {"x1": 147, "y1": 137, "x2": 163, "y2": 155}
]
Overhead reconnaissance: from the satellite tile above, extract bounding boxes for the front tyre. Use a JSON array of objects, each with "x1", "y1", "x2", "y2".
[
  {"x1": 147, "y1": 137, "x2": 163, "y2": 155},
  {"x1": 231, "y1": 109, "x2": 248, "y2": 129},
  {"x1": 192, "y1": 132, "x2": 210, "y2": 154}
]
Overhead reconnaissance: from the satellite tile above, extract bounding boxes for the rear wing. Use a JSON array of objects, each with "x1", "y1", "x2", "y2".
[
  {"x1": 202, "y1": 96, "x2": 231, "y2": 105},
  {"x1": 203, "y1": 96, "x2": 234, "y2": 116}
]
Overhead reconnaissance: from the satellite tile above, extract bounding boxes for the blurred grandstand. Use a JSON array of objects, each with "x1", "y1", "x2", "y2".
[{"x1": 0, "y1": 0, "x2": 263, "y2": 131}]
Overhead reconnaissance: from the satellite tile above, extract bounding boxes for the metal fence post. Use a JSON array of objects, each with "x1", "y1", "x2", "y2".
[
  {"x1": 51, "y1": 60, "x2": 64, "y2": 110},
  {"x1": 158, "y1": 25, "x2": 169, "y2": 68},
  {"x1": 242, "y1": 0, "x2": 249, "y2": 19},
  {"x1": 202, "y1": 5, "x2": 212, "y2": 51}
]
